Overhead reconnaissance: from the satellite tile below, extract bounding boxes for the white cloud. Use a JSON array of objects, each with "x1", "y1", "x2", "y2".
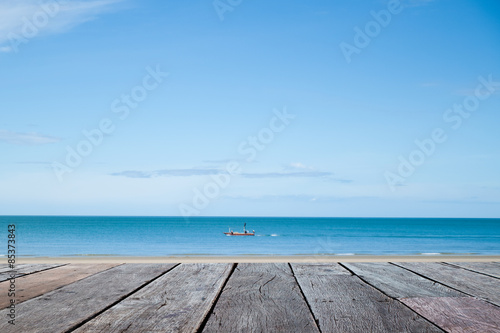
[
  {"x1": 287, "y1": 162, "x2": 313, "y2": 170},
  {"x1": 0, "y1": 130, "x2": 60, "y2": 145},
  {"x1": 241, "y1": 170, "x2": 335, "y2": 179},
  {"x1": 0, "y1": 0, "x2": 124, "y2": 52}
]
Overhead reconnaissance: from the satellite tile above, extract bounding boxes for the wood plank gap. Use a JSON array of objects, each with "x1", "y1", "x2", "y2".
[
  {"x1": 339, "y1": 263, "x2": 447, "y2": 333},
  {"x1": 0, "y1": 263, "x2": 123, "y2": 309},
  {"x1": 389, "y1": 262, "x2": 469, "y2": 295},
  {"x1": 0, "y1": 263, "x2": 67, "y2": 274},
  {"x1": 17, "y1": 263, "x2": 69, "y2": 277},
  {"x1": 401, "y1": 297, "x2": 500, "y2": 332},
  {"x1": 195, "y1": 263, "x2": 237, "y2": 333},
  {"x1": 288, "y1": 263, "x2": 324, "y2": 333},
  {"x1": 442, "y1": 262, "x2": 500, "y2": 280},
  {"x1": 0, "y1": 263, "x2": 68, "y2": 282},
  {"x1": 394, "y1": 262, "x2": 500, "y2": 307},
  {"x1": 44, "y1": 263, "x2": 126, "y2": 299},
  {"x1": 45, "y1": 264, "x2": 126, "y2": 297},
  {"x1": 202, "y1": 263, "x2": 320, "y2": 332},
  {"x1": 389, "y1": 262, "x2": 491, "y2": 303},
  {"x1": 338, "y1": 262, "x2": 399, "y2": 299},
  {"x1": 65, "y1": 263, "x2": 180, "y2": 333}
]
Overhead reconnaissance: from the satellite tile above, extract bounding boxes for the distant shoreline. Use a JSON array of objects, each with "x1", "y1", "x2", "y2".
[{"x1": 15, "y1": 254, "x2": 500, "y2": 263}]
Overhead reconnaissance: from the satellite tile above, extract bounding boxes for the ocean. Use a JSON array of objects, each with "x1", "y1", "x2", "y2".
[{"x1": 1, "y1": 216, "x2": 499, "y2": 257}]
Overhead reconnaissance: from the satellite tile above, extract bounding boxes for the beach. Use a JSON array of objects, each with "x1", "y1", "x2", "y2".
[{"x1": 15, "y1": 254, "x2": 500, "y2": 264}]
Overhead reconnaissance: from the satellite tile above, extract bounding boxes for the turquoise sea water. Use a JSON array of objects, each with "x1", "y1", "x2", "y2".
[{"x1": 1, "y1": 216, "x2": 499, "y2": 257}]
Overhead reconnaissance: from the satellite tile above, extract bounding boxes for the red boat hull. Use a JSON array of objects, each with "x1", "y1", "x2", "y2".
[{"x1": 224, "y1": 232, "x2": 255, "y2": 236}]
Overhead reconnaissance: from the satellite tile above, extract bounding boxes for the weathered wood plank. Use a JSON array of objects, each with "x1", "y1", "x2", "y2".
[
  {"x1": 292, "y1": 263, "x2": 444, "y2": 333},
  {"x1": 202, "y1": 263, "x2": 320, "y2": 333},
  {"x1": 291, "y1": 262, "x2": 351, "y2": 276},
  {"x1": 0, "y1": 263, "x2": 119, "y2": 309},
  {"x1": 342, "y1": 263, "x2": 463, "y2": 298},
  {"x1": 0, "y1": 264, "x2": 65, "y2": 282},
  {"x1": 0, "y1": 264, "x2": 29, "y2": 274},
  {"x1": 0, "y1": 264, "x2": 58, "y2": 274},
  {"x1": 445, "y1": 262, "x2": 500, "y2": 279},
  {"x1": 394, "y1": 262, "x2": 500, "y2": 306},
  {"x1": 0, "y1": 264, "x2": 176, "y2": 333},
  {"x1": 74, "y1": 263, "x2": 233, "y2": 333},
  {"x1": 401, "y1": 297, "x2": 500, "y2": 333}
]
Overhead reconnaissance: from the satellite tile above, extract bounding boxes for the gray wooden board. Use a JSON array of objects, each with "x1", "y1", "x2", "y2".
[
  {"x1": 401, "y1": 297, "x2": 500, "y2": 333},
  {"x1": 0, "y1": 264, "x2": 65, "y2": 282},
  {"x1": 342, "y1": 262, "x2": 464, "y2": 298},
  {"x1": 0, "y1": 263, "x2": 120, "y2": 309},
  {"x1": 291, "y1": 263, "x2": 444, "y2": 333},
  {"x1": 291, "y1": 262, "x2": 351, "y2": 276},
  {"x1": 202, "y1": 263, "x2": 320, "y2": 333},
  {"x1": 0, "y1": 264, "x2": 49, "y2": 274},
  {"x1": 445, "y1": 262, "x2": 500, "y2": 279},
  {"x1": 0, "y1": 264, "x2": 176, "y2": 333},
  {"x1": 0, "y1": 263, "x2": 64, "y2": 273},
  {"x1": 74, "y1": 263, "x2": 233, "y2": 333},
  {"x1": 394, "y1": 262, "x2": 500, "y2": 306}
]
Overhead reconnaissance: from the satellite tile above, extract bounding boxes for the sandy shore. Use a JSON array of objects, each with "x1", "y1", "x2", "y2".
[{"x1": 15, "y1": 255, "x2": 500, "y2": 264}]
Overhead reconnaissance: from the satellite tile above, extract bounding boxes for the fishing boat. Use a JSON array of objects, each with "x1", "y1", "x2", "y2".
[{"x1": 224, "y1": 223, "x2": 255, "y2": 236}]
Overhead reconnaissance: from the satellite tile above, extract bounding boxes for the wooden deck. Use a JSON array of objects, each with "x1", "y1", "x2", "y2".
[{"x1": 1, "y1": 262, "x2": 499, "y2": 332}]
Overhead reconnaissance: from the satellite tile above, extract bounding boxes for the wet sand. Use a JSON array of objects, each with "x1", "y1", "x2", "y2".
[{"x1": 16, "y1": 254, "x2": 500, "y2": 263}]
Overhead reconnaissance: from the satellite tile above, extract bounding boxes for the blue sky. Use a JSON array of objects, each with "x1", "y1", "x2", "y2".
[{"x1": 1, "y1": 0, "x2": 499, "y2": 217}]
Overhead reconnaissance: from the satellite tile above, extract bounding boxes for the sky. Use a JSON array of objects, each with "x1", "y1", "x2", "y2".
[{"x1": 0, "y1": 0, "x2": 499, "y2": 217}]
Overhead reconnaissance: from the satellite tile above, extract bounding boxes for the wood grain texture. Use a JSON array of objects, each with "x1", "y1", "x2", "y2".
[
  {"x1": 74, "y1": 263, "x2": 233, "y2": 333},
  {"x1": 0, "y1": 263, "x2": 119, "y2": 309},
  {"x1": 292, "y1": 264, "x2": 444, "y2": 333},
  {"x1": 0, "y1": 264, "x2": 62, "y2": 274},
  {"x1": 394, "y1": 262, "x2": 500, "y2": 306},
  {"x1": 0, "y1": 264, "x2": 176, "y2": 333},
  {"x1": 343, "y1": 263, "x2": 463, "y2": 298},
  {"x1": 401, "y1": 297, "x2": 500, "y2": 333},
  {"x1": 291, "y1": 263, "x2": 351, "y2": 276},
  {"x1": 0, "y1": 264, "x2": 65, "y2": 282},
  {"x1": 202, "y1": 263, "x2": 320, "y2": 333},
  {"x1": 445, "y1": 262, "x2": 500, "y2": 279}
]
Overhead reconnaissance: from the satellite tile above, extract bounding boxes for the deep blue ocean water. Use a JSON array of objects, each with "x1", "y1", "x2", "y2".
[{"x1": 1, "y1": 216, "x2": 499, "y2": 257}]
